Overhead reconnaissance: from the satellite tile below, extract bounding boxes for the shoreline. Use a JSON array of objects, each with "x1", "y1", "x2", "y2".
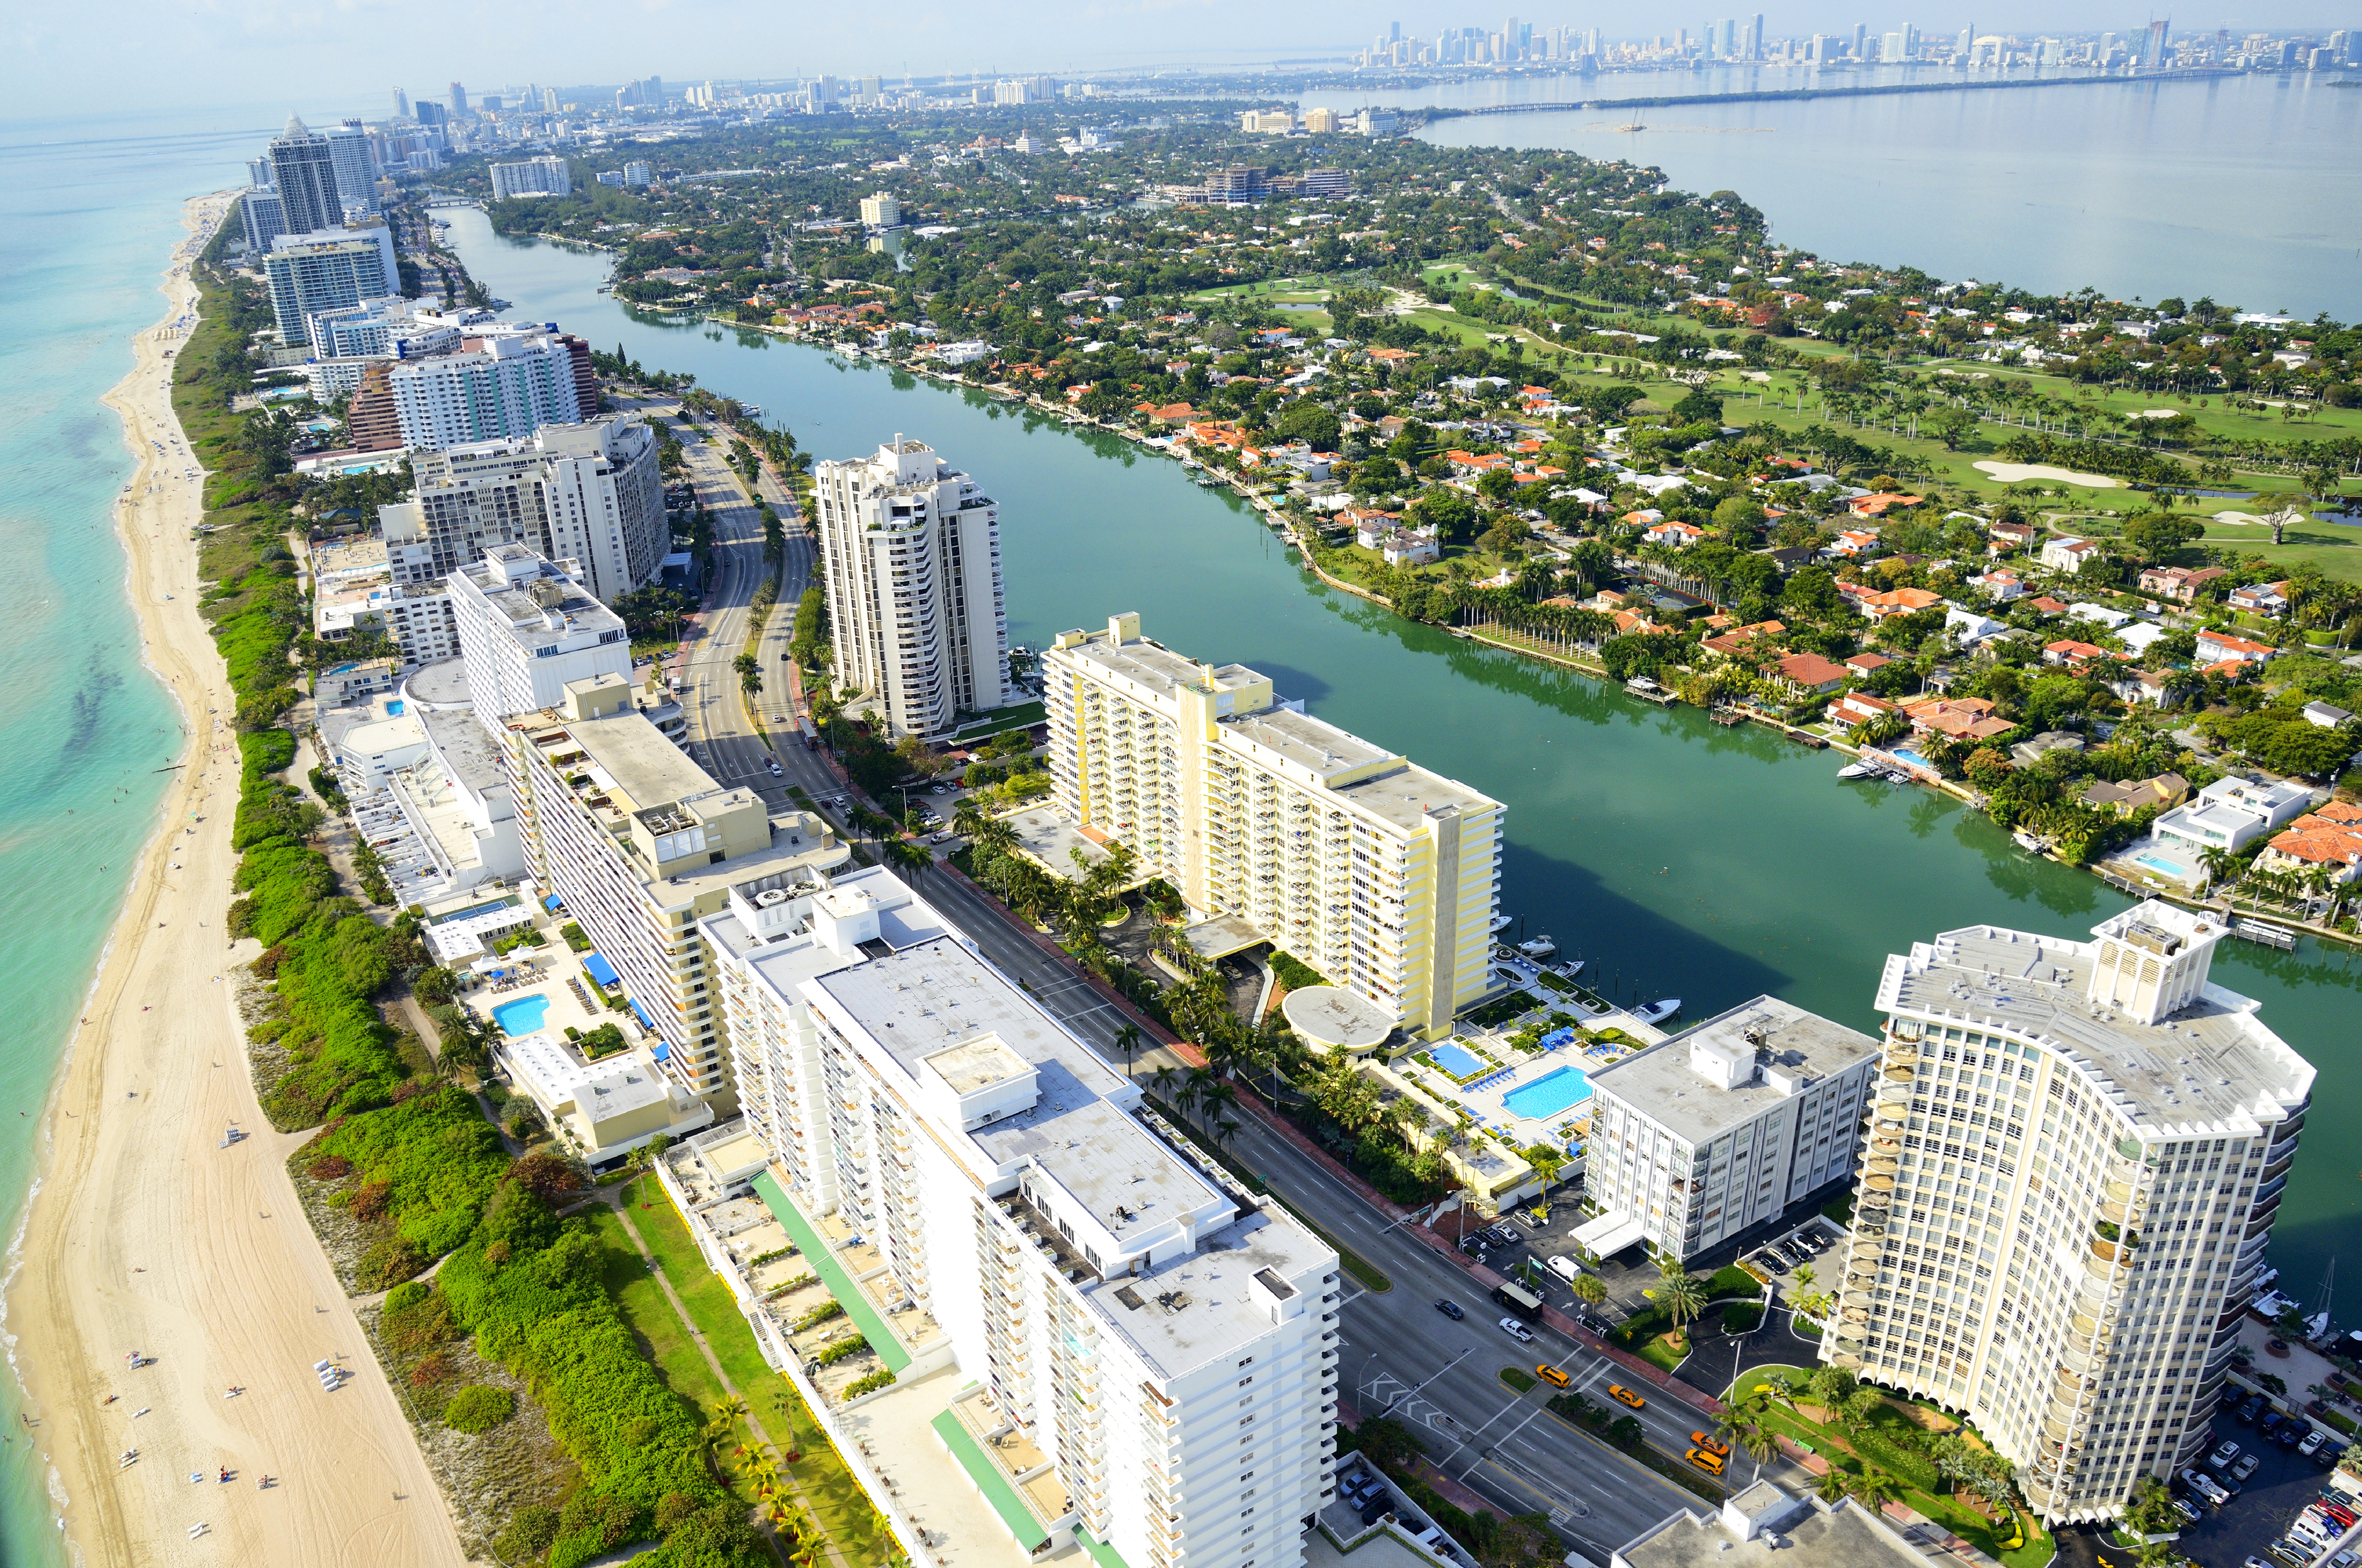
[{"x1": 7, "y1": 193, "x2": 466, "y2": 1568}]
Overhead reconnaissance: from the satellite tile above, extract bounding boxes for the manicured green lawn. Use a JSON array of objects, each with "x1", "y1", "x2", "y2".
[
  {"x1": 1637, "y1": 1334, "x2": 1689, "y2": 1374},
  {"x1": 624, "y1": 1178, "x2": 891, "y2": 1563},
  {"x1": 1731, "y1": 1367, "x2": 2052, "y2": 1568}
]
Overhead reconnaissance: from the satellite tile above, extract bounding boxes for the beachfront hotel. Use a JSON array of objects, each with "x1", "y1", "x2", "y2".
[
  {"x1": 1041, "y1": 614, "x2": 1502, "y2": 1041},
  {"x1": 1823, "y1": 901, "x2": 2314, "y2": 1522},
  {"x1": 1577, "y1": 997, "x2": 1880, "y2": 1264},
  {"x1": 696, "y1": 866, "x2": 1339, "y2": 1568},
  {"x1": 500, "y1": 674, "x2": 850, "y2": 1101},
  {"x1": 811, "y1": 435, "x2": 1010, "y2": 738}
]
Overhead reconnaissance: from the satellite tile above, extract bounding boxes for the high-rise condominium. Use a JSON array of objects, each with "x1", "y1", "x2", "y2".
[
  {"x1": 698, "y1": 869, "x2": 1339, "y2": 1568},
  {"x1": 1825, "y1": 902, "x2": 2312, "y2": 1522},
  {"x1": 381, "y1": 416, "x2": 666, "y2": 603},
  {"x1": 267, "y1": 114, "x2": 343, "y2": 236},
  {"x1": 1043, "y1": 615, "x2": 1502, "y2": 1041},
  {"x1": 812, "y1": 437, "x2": 1008, "y2": 738},
  {"x1": 392, "y1": 87, "x2": 411, "y2": 120},
  {"x1": 261, "y1": 231, "x2": 396, "y2": 345},
  {"x1": 449, "y1": 80, "x2": 470, "y2": 118}
]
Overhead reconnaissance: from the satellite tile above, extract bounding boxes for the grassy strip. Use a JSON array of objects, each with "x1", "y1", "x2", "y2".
[
  {"x1": 627, "y1": 1179, "x2": 891, "y2": 1562},
  {"x1": 1749, "y1": 1402, "x2": 2050, "y2": 1568},
  {"x1": 1500, "y1": 1366, "x2": 1537, "y2": 1392}
]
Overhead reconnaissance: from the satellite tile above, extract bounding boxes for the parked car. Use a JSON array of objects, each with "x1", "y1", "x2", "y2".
[
  {"x1": 2237, "y1": 1395, "x2": 2267, "y2": 1424},
  {"x1": 2180, "y1": 1470, "x2": 2229, "y2": 1508},
  {"x1": 2232, "y1": 1452, "x2": 2262, "y2": 1482},
  {"x1": 1499, "y1": 1316, "x2": 1535, "y2": 1344},
  {"x1": 1547, "y1": 1255, "x2": 1584, "y2": 1283},
  {"x1": 2268, "y1": 1544, "x2": 2308, "y2": 1568},
  {"x1": 2276, "y1": 1418, "x2": 2307, "y2": 1447},
  {"x1": 2298, "y1": 1429, "x2": 2329, "y2": 1458},
  {"x1": 2259, "y1": 1412, "x2": 2287, "y2": 1438},
  {"x1": 2210, "y1": 1439, "x2": 2242, "y2": 1469},
  {"x1": 1435, "y1": 1299, "x2": 1465, "y2": 1321}
]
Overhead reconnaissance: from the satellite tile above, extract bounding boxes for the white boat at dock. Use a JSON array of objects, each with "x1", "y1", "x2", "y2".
[
  {"x1": 1632, "y1": 998, "x2": 1682, "y2": 1025},
  {"x1": 1836, "y1": 760, "x2": 1878, "y2": 780},
  {"x1": 1491, "y1": 914, "x2": 1514, "y2": 935},
  {"x1": 2012, "y1": 831, "x2": 2045, "y2": 853},
  {"x1": 1517, "y1": 935, "x2": 1557, "y2": 960}
]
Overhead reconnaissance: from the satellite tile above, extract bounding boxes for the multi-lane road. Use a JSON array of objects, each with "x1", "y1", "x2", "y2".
[{"x1": 650, "y1": 403, "x2": 1798, "y2": 1559}]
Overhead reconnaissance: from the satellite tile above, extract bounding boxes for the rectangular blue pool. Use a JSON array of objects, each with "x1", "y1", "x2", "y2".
[
  {"x1": 493, "y1": 995, "x2": 551, "y2": 1036},
  {"x1": 1502, "y1": 1065, "x2": 1592, "y2": 1121},
  {"x1": 1428, "y1": 1041, "x2": 1487, "y2": 1078}
]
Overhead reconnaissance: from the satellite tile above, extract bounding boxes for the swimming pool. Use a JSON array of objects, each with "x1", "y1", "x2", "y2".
[
  {"x1": 1502, "y1": 1065, "x2": 1592, "y2": 1121},
  {"x1": 2133, "y1": 851, "x2": 2193, "y2": 880},
  {"x1": 1428, "y1": 1041, "x2": 1487, "y2": 1078},
  {"x1": 493, "y1": 995, "x2": 551, "y2": 1036}
]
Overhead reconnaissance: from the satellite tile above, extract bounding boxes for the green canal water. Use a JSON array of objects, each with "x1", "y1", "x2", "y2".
[{"x1": 448, "y1": 210, "x2": 2362, "y2": 1311}]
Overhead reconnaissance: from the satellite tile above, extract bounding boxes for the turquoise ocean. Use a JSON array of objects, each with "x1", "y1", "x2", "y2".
[{"x1": 0, "y1": 110, "x2": 296, "y2": 1568}]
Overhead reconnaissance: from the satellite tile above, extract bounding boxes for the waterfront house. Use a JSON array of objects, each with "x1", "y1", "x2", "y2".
[
  {"x1": 2112, "y1": 668, "x2": 2182, "y2": 708},
  {"x1": 1644, "y1": 519, "x2": 1704, "y2": 547},
  {"x1": 1905, "y1": 696, "x2": 2012, "y2": 743},
  {"x1": 2195, "y1": 629, "x2": 2278, "y2": 665},
  {"x1": 2080, "y1": 773, "x2": 2189, "y2": 816},
  {"x1": 1828, "y1": 528, "x2": 1883, "y2": 557},
  {"x1": 1765, "y1": 651, "x2": 1849, "y2": 697},
  {"x1": 2139, "y1": 565, "x2": 2226, "y2": 603},
  {"x1": 1349, "y1": 510, "x2": 1403, "y2": 548},
  {"x1": 2011, "y1": 731, "x2": 2086, "y2": 767},
  {"x1": 1380, "y1": 527, "x2": 1440, "y2": 567},
  {"x1": 2153, "y1": 775, "x2": 2314, "y2": 856},
  {"x1": 2257, "y1": 804, "x2": 2362, "y2": 883},
  {"x1": 1832, "y1": 691, "x2": 1900, "y2": 728}
]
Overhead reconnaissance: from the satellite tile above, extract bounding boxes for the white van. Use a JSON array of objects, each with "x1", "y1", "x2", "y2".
[{"x1": 1547, "y1": 1254, "x2": 1585, "y2": 1283}]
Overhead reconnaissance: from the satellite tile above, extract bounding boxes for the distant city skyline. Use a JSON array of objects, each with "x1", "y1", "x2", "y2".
[{"x1": 9, "y1": 1, "x2": 2357, "y2": 116}]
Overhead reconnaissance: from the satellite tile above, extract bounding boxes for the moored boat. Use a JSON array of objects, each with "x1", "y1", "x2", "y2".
[
  {"x1": 1632, "y1": 998, "x2": 1682, "y2": 1025},
  {"x1": 1517, "y1": 935, "x2": 1557, "y2": 960}
]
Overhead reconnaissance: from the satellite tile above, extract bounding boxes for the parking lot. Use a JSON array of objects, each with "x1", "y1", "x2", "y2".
[{"x1": 2169, "y1": 1395, "x2": 2352, "y2": 1568}]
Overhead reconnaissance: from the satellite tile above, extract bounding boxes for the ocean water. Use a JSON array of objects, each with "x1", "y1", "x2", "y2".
[
  {"x1": 0, "y1": 110, "x2": 287, "y2": 1568},
  {"x1": 1410, "y1": 68, "x2": 2362, "y2": 317}
]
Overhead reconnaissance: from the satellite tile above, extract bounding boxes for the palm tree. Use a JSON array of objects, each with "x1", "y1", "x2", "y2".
[
  {"x1": 1653, "y1": 1270, "x2": 1707, "y2": 1346},
  {"x1": 1816, "y1": 1467, "x2": 1849, "y2": 1504},
  {"x1": 1112, "y1": 1022, "x2": 1144, "y2": 1080},
  {"x1": 1848, "y1": 1466, "x2": 1901, "y2": 1512},
  {"x1": 884, "y1": 836, "x2": 930, "y2": 879},
  {"x1": 1148, "y1": 1064, "x2": 1178, "y2": 1109}
]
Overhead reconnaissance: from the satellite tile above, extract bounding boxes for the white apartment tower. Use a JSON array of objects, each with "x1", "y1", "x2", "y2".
[
  {"x1": 501, "y1": 678, "x2": 850, "y2": 1099},
  {"x1": 446, "y1": 545, "x2": 633, "y2": 723},
  {"x1": 1580, "y1": 997, "x2": 1881, "y2": 1263},
  {"x1": 1825, "y1": 902, "x2": 2314, "y2": 1523},
  {"x1": 812, "y1": 437, "x2": 1008, "y2": 738},
  {"x1": 1043, "y1": 615, "x2": 1502, "y2": 1040},
  {"x1": 382, "y1": 416, "x2": 665, "y2": 604},
  {"x1": 699, "y1": 869, "x2": 1339, "y2": 1568},
  {"x1": 382, "y1": 328, "x2": 591, "y2": 451}
]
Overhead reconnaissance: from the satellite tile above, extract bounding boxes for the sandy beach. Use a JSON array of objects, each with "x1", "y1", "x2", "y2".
[{"x1": 7, "y1": 195, "x2": 467, "y2": 1566}]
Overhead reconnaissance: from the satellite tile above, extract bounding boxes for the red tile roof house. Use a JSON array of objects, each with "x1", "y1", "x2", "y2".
[
  {"x1": 1986, "y1": 520, "x2": 2040, "y2": 555},
  {"x1": 1644, "y1": 520, "x2": 1705, "y2": 547},
  {"x1": 2137, "y1": 565, "x2": 2227, "y2": 604},
  {"x1": 1907, "y1": 697, "x2": 2015, "y2": 743},
  {"x1": 2042, "y1": 638, "x2": 2117, "y2": 669},
  {"x1": 1764, "y1": 651, "x2": 1850, "y2": 697},
  {"x1": 1856, "y1": 587, "x2": 1944, "y2": 622},
  {"x1": 2195, "y1": 630, "x2": 2279, "y2": 665},
  {"x1": 1848, "y1": 492, "x2": 1925, "y2": 518},
  {"x1": 1700, "y1": 619, "x2": 1787, "y2": 660},
  {"x1": 2026, "y1": 596, "x2": 2071, "y2": 615},
  {"x1": 2259, "y1": 808, "x2": 2362, "y2": 883},
  {"x1": 1844, "y1": 651, "x2": 1895, "y2": 680},
  {"x1": 1832, "y1": 691, "x2": 1900, "y2": 728}
]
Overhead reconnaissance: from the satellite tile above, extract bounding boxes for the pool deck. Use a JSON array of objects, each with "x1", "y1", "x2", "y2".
[{"x1": 2101, "y1": 834, "x2": 2207, "y2": 893}]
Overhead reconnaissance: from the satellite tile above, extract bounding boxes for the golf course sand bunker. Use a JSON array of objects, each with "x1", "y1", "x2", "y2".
[{"x1": 1973, "y1": 461, "x2": 2119, "y2": 487}]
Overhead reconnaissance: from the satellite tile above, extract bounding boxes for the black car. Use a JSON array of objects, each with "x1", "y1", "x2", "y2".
[
  {"x1": 2275, "y1": 1419, "x2": 2305, "y2": 1447},
  {"x1": 2260, "y1": 1412, "x2": 2286, "y2": 1439},
  {"x1": 1435, "y1": 1299, "x2": 1466, "y2": 1320},
  {"x1": 2239, "y1": 1396, "x2": 2267, "y2": 1424}
]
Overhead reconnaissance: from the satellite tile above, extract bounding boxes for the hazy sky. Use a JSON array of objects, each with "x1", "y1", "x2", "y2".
[{"x1": 5, "y1": 0, "x2": 2344, "y2": 118}]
